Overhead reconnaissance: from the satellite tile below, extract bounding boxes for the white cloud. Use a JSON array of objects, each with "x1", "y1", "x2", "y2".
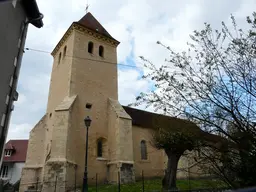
[
  {"x1": 16, "y1": 94, "x2": 26, "y2": 106},
  {"x1": 118, "y1": 69, "x2": 150, "y2": 105},
  {"x1": 105, "y1": 22, "x2": 133, "y2": 63},
  {"x1": 5, "y1": 0, "x2": 255, "y2": 140},
  {"x1": 7, "y1": 123, "x2": 32, "y2": 141}
]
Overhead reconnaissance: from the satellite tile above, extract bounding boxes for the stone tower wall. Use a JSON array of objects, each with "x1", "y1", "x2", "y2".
[
  {"x1": 61, "y1": 29, "x2": 120, "y2": 185},
  {"x1": 43, "y1": 31, "x2": 76, "y2": 181},
  {"x1": 46, "y1": 31, "x2": 75, "y2": 113}
]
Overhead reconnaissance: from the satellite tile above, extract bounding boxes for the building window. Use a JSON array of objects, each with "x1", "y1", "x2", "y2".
[
  {"x1": 99, "y1": 46, "x2": 104, "y2": 57},
  {"x1": 88, "y1": 42, "x2": 93, "y2": 54},
  {"x1": 97, "y1": 139, "x2": 103, "y2": 157},
  {"x1": 85, "y1": 103, "x2": 92, "y2": 109},
  {"x1": 9, "y1": 76, "x2": 13, "y2": 87},
  {"x1": 58, "y1": 52, "x2": 62, "y2": 64},
  {"x1": 5, "y1": 150, "x2": 12, "y2": 157},
  {"x1": 18, "y1": 39, "x2": 21, "y2": 48},
  {"x1": 12, "y1": 0, "x2": 17, "y2": 8},
  {"x1": 5, "y1": 95, "x2": 10, "y2": 105},
  {"x1": 1, "y1": 114, "x2": 6, "y2": 127},
  {"x1": 13, "y1": 57, "x2": 17, "y2": 67},
  {"x1": 140, "y1": 140, "x2": 147, "y2": 160},
  {"x1": 0, "y1": 165, "x2": 8, "y2": 178},
  {"x1": 63, "y1": 46, "x2": 67, "y2": 58}
]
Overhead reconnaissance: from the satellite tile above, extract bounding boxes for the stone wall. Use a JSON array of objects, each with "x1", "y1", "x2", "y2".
[
  {"x1": 106, "y1": 163, "x2": 118, "y2": 184},
  {"x1": 24, "y1": 115, "x2": 47, "y2": 166},
  {"x1": 107, "y1": 99, "x2": 118, "y2": 162},
  {"x1": 46, "y1": 31, "x2": 75, "y2": 114},
  {"x1": 19, "y1": 167, "x2": 42, "y2": 192},
  {"x1": 41, "y1": 161, "x2": 76, "y2": 192},
  {"x1": 41, "y1": 161, "x2": 66, "y2": 192},
  {"x1": 118, "y1": 118, "x2": 134, "y2": 162},
  {"x1": 41, "y1": 30, "x2": 76, "y2": 192},
  {"x1": 65, "y1": 162, "x2": 77, "y2": 191},
  {"x1": 177, "y1": 151, "x2": 210, "y2": 179},
  {"x1": 107, "y1": 99, "x2": 135, "y2": 183},
  {"x1": 50, "y1": 111, "x2": 69, "y2": 160},
  {"x1": 19, "y1": 115, "x2": 47, "y2": 192},
  {"x1": 132, "y1": 125, "x2": 166, "y2": 179},
  {"x1": 67, "y1": 96, "x2": 85, "y2": 187},
  {"x1": 120, "y1": 163, "x2": 135, "y2": 184}
]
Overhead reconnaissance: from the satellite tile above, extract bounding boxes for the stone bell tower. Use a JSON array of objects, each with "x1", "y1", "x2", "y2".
[{"x1": 20, "y1": 12, "x2": 135, "y2": 192}]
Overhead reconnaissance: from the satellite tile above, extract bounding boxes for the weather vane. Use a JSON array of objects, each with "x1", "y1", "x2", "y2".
[{"x1": 85, "y1": 0, "x2": 89, "y2": 13}]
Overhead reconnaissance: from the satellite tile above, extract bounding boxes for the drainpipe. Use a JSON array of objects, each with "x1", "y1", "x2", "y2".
[{"x1": 0, "y1": 13, "x2": 44, "y2": 168}]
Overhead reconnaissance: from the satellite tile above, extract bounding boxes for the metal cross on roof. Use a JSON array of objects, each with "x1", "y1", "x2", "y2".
[{"x1": 85, "y1": 0, "x2": 90, "y2": 13}]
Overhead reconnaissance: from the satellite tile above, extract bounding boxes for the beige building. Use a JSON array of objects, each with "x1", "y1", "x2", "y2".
[{"x1": 19, "y1": 12, "x2": 202, "y2": 192}]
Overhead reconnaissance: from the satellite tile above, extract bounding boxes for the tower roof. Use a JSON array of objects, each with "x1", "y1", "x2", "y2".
[
  {"x1": 51, "y1": 12, "x2": 119, "y2": 56},
  {"x1": 76, "y1": 12, "x2": 117, "y2": 42}
]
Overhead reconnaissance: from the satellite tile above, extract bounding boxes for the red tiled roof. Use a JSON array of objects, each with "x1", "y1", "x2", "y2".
[
  {"x1": 75, "y1": 12, "x2": 119, "y2": 43},
  {"x1": 3, "y1": 140, "x2": 28, "y2": 162},
  {"x1": 5, "y1": 143, "x2": 14, "y2": 150}
]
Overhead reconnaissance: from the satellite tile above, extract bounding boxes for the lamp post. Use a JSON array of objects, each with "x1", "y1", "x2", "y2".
[{"x1": 82, "y1": 116, "x2": 92, "y2": 192}]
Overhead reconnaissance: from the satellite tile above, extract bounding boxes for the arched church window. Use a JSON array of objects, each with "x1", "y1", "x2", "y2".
[
  {"x1": 58, "y1": 52, "x2": 62, "y2": 64},
  {"x1": 141, "y1": 140, "x2": 147, "y2": 160},
  {"x1": 97, "y1": 139, "x2": 103, "y2": 157},
  {"x1": 63, "y1": 46, "x2": 67, "y2": 58},
  {"x1": 88, "y1": 41, "x2": 93, "y2": 54},
  {"x1": 99, "y1": 45, "x2": 104, "y2": 57}
]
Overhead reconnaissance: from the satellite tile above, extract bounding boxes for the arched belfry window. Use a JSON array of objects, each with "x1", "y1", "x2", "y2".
[
  {"x1": 97, "y1": 139, "x2": 103, "y2": 157},
  {"x1": 99, "y1": 45, "x2": 104, "y2": 57},
  {"x1": 63, "y1": 46, "x2": 67, "y2": 58},
  {"x1": 58, "y1": 52, "x2": 62, "y2": 64},
  {"x1": 88, "y1": 41, "x2": 93, "y2": 54},
  {"x1": 141, "y1": 140, "x2": 148, "y2": 160}
]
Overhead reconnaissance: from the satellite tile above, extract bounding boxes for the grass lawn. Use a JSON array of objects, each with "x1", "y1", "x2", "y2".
[{"x1": 88, "y1": 179, "x2": 227, "y2": 192}]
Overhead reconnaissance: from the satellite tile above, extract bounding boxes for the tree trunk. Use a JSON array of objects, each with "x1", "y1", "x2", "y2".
[{"x1": 162, "y1": 151, "x2": 182, "y2": 190}]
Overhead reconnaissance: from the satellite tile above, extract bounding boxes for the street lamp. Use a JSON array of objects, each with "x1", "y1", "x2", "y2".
[{"x1": 82, "y1": 116, "x2": 92, "y2": 192}]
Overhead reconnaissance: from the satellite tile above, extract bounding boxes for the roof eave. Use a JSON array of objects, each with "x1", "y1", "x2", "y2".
[
  {"x1": 51, "y1": 23, "x2": 75, "y2": 56},
  {"x1": 51, "y1": 22, "x2": 120, "y2": 57},
  {"x1": 3, "y1": 160, "x2": 25, "y2": 163},
  {"x1": 21, "y1": 0, "x2": 44, "y2": 28},
  {"x1": 74, "y1": 22, "x2": 120, "y2": 45}
]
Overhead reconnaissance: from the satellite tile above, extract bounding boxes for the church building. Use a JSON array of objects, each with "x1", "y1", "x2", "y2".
[{"x1": 19, "y1": 12, "x2": 201, "y2": 192}]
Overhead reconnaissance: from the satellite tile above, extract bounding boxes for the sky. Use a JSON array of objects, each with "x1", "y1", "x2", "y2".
[{"x1": 6, "y1": 0, "x2": 256, "y2": 141}]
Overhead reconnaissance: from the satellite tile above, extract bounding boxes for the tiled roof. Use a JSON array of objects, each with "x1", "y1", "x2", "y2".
[
  {"x1": 75, "y1": 12, "x2": 118, "y2": 42},
  {"x1": 122, "y1": 106, "x2": 229, "y2": 146},
  {"x1": 122, "y1": 106, "x2": 199, "y2": 132},
  {"x1": 5, "y1": 143, "x2": 14, "y2": 150},
  {"x1": 3, "y1": 140, "x2": 28, "y2": 162}
]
